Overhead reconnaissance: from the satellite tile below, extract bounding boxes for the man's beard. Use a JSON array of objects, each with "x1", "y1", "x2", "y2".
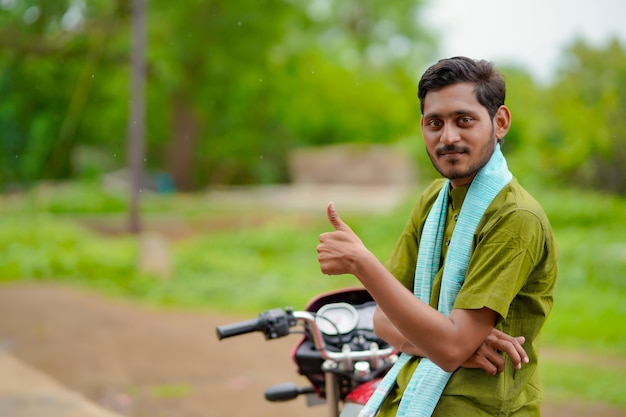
[{"x1": 427, "y1": 129, "x2": 497, "y2": 182}]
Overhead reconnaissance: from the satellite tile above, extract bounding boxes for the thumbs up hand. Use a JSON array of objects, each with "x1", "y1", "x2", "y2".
[{"x1": 317, "y1": 202, "x2": 368, "y2": 276}]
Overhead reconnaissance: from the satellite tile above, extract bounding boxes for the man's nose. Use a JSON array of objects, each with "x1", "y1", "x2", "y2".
[{"x1": 440, "y1": 123, "x2": 460, "y2": 144}]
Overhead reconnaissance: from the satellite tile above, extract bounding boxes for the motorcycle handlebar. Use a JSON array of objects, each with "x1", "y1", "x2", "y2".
[
  {"x1": 216, "y1": 318, "x2": 262, "y2": 340},
  {"x1": 216, "y1": 309, "x2": 397, "y2": 364},
  {"x1": 216, "y1": 308, "x2": 295, "y2": 341}
]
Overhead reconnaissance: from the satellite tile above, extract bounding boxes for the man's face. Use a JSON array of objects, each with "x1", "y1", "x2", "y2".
[{"x1": 421, "y1": 82, "x2": 504, "y2": 188}]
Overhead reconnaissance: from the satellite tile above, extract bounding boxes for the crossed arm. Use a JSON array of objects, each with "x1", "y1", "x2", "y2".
[
  {"x1": 317, "y1": 202, "x2": 528, "y2": 374},
  {"x1": 373, "y1": 306, "x2": 527, "y2": 375}
]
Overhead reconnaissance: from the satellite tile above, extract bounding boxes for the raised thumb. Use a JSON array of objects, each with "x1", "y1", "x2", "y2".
[{"x1": 326, "y1": 202, "x2": 347, "y2": 231}]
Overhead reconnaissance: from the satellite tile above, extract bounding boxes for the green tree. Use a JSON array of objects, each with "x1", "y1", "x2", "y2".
[
  {"x1": 1, "y1": 0, "x2": 435, "y2": 190},
  {"x1": 144, "y1": 0, "x2": 298, "y2": 188},
  {"x1": 545, "y1": 38, "x2": 626, "y2": 195},
  {"x1": 268, "y1": 0, "x2": 434, "y2": 149},
  {"x1": 498, "y1": 65, "x2": 555, "y2": 183},
  {"x1": 0, "y1": 0, "x2": 129, "y2": 187},
  {"x1": 147, "y1": 0, "x2": 434, "y2": 188}
]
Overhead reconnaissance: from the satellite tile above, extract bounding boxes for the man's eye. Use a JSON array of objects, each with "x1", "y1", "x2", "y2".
[
  {"x1": 459, "y1": 117, "x2": 473, "y2": 125},
  {"x1": 428, "y1": 119, "x2": 442, "y2": 128}
]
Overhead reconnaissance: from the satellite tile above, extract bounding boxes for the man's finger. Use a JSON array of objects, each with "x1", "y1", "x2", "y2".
[
  {"x1": 493, "y1": 338, "x2": 525, "y2": 369},
  {"x1": 326, "y1": 202, "x2": 349, "y2": 231},
  {"x1": 476, "y1": 355, "x2": 497, "y2": 376}
]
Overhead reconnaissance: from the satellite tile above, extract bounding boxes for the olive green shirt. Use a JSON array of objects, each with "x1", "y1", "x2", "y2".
[{"x1": 378, "y1": 178, "x2": 558, "y2": 417}]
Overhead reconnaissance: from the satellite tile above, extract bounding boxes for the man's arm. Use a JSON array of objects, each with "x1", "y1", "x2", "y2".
[
  {"x1": 318, "y1": 203, "x2": 524, "y2": 372},
  {"x1": 373, "y1": 306, "x2": 528, "y2": 375},
  {"x1": 373, "y1": 306, "x2": 423, "y2": 356}
]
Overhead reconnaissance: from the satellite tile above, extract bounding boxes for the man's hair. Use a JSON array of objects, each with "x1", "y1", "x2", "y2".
[{"x1": 417, "y1": 56, "x2": 506, "y2": 119}]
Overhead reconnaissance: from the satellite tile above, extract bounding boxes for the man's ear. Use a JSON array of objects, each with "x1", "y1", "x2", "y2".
[{"x1": 494, "y1": 105, "x2": 511, "y2": 140}]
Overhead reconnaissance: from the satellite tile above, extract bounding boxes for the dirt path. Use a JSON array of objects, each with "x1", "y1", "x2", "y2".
[{"x1": 0, "y1": 283, "x2": 624, "y2": 417}]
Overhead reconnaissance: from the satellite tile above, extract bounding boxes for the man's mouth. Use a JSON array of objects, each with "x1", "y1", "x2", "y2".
[{"x1": 437, "y1": 146, "x2": 468, "y2": 157}]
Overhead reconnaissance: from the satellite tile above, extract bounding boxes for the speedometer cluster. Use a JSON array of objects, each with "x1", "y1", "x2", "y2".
[{"x1": 314, "y1": 302, "x2": 360, "y2": 335}]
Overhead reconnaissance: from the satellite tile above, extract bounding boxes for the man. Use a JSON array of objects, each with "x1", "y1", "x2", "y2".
[{"x1": 317, "y1": 57, "x2": 558, "y2": 416}]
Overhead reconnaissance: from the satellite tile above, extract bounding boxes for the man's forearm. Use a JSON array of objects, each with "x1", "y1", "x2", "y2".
[{"x1": 373, "y1": 306, "x2": 425, "y2": 357}]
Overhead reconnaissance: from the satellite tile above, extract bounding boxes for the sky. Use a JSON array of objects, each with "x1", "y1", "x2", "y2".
[{"x1": 419, "y1": 0, "x2": 626, "y2": 83}]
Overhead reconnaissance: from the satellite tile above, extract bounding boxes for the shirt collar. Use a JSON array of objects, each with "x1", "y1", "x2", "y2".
[{"x1": 448, "y1": 183, "x2": 470, "y2": 211}]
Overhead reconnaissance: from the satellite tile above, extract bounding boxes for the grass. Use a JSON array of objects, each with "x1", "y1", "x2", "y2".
[
  {"x1": 541, "y1": 361, "x2": 626, "y2": 407},
  {"x1": 0, "y1": 180, "x2": 625, "y2": 407}
]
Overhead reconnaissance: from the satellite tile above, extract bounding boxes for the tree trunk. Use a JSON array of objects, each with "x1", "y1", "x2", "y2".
[{"x1": 166, "y1": 92, "x2": 200, "y2": 191}]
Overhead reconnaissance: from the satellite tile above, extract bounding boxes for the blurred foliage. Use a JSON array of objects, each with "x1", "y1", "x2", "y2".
[
  {"x1": 1, "y1": 1, "x2": 625, "y2": 195},
  {"x1": 546, "y1": 39, "x2": 626, "y2": 194},
  {"x1": 0, "y1": 0, "x2": 128, "y2": 181},
  {"x1": 502, "y1": 38, "x2": 626, "y2": 195},
  {"x1": 0, "y1": 0, "x2": 433, "y2": 190}
]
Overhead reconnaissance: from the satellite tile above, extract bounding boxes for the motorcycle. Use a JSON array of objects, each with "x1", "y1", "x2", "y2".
[{"x1": 216, "y1": 287, "x2": 398, "y2": 417}]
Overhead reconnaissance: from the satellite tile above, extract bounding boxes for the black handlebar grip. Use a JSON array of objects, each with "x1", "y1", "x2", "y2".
[{"x1": 216, "y1": 318, "x2": 262, "y2": 340}]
